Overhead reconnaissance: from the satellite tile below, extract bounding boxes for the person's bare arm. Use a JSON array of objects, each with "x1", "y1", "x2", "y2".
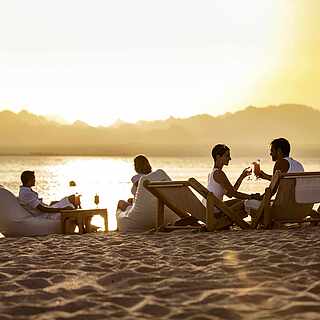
[
  {"x1": 258, "y1": 159, "x2": 289, "y2": 181},
  {"x1": 258, "y1": 170, "x2": 272, "y2": 181},
  {"x1": 234, "y1": 167, "x2": 250, "y2": 190},
  {"x1": 37, "y1": 203, "x2": 73, "y2": 213},
  {"x1": 273, "y1": 159, "x2": 289, "y2": 174},
  {"x1": 37, "y1": 203, "x2": 61, "y2": 213},
  {"x1": 213, "y1": 170, "x2": 260, "y2": 200}
]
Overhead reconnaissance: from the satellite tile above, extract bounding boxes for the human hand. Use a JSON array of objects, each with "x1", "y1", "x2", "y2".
[
  {"x1": 249, "y1": 193, "x2": 262, "y2": 201},
  {"x1": 241, "y1": 167, "x2": 252, "y2": 178}
]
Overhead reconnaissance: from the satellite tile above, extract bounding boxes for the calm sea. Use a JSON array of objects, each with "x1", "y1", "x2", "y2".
[{"x1": 1, "y1": 156, "x2": 320, "y2": 231}]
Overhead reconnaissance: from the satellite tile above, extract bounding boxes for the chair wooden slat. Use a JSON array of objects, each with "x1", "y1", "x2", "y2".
[
  {"x1": 144, "y1": 178, "x2": 247, "y2": 232},
  {"x1": 252, "y1": 171, "x2": 320, "y2": 229}
]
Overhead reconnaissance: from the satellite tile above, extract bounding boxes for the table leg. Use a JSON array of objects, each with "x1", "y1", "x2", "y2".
[
  {"x1": 103, "y1": 213, "x2": 108, "y2": 232},
  {"x1": 84, "y1": 215, "x2": 92, "y2": 233},
  {"x1": 77, "y1": 216, "x2": 84, "y2": 234}
]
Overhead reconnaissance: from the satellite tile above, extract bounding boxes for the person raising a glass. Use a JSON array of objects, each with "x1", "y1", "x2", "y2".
[{"x1": 205, "y1": 144, "x2": 261, "y2": 219}]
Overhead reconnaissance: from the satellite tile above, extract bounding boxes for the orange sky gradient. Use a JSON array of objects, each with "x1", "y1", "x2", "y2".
[{"x1": 0, "y1": 0, "x2": 319, "y2": 126}]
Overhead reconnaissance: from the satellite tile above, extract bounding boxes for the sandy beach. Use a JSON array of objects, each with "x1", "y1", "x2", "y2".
[{"x1": 0, "y1": 227, "x2": 319, "y2": 320}]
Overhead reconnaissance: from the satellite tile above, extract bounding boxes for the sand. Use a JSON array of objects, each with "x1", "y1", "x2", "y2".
[{"x1": 1, "y1": 227, "x2": 320, "y2": 320}]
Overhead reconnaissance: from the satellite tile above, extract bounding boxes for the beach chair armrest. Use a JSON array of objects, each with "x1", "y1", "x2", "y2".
[{"x1": 188, "y1": 178, "x2": 209, "y2": 198}]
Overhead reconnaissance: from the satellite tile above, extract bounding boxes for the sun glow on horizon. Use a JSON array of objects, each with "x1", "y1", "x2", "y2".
[{"x1": 0, "y1": 0, "x2": 318, "y2": 125}]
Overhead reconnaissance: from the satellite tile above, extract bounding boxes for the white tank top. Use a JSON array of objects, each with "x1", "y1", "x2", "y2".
[
  {"x1": 207, "y1": 168, "x2": 225, "y2": 201},
  {"x1": 284, "y1": 157, "x2": 304, "y2": 173}
]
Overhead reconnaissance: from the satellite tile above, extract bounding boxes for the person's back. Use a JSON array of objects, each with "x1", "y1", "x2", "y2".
[
  {"x1": 117, "y1": 169, "x2": 177, "y2": 232},
  {"x1": 131, "y1": 155, "x2": 152, "y2": 196},
  {"x1": 284, "y1": 157, "x2": 304, "y2": 173},
  {"x1": 207, "y1": 168, "x2": 225, "y2": 201},
  {"x1": 19, "y1": 185, "x2": 43, "y2": 216}
]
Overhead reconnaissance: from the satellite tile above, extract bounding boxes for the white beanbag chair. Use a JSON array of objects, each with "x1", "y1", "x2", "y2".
[
  {"x1": 0, "y1": 187, "x2": 61, "y2": 237},
  {"x1": 117, "y1": 169, "x2": 178, "y2": 232}
]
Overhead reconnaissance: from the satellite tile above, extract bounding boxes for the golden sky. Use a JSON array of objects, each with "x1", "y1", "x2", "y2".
[{"x1": 0, "y1": 0, "x2": 319, "y2": 126}]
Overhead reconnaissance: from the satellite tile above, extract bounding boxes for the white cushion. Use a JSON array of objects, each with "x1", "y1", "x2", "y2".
[
  {"x1": 0, "y1": 188, "x2": 61, "y2": 237},
  {"x1": 295, "y1": 176, "x2": 320, "y2": 204},
  {"x1": 117, "y1": 169, "x2": 178, "y2": 232}
]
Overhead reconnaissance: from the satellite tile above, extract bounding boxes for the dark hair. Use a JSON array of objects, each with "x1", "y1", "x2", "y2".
[
  {"x1": 21, "y1": 170, "x2": 35, "y2": 185},
  {"x1": 134, "y1": 155, "x2": 152, "y2": 174},
  {"x1": 211, "y1": 144, "x2": 230, "y2": 161},
  {"x1": 271, "y1": 138, "x2": 290, "y2": 157}
]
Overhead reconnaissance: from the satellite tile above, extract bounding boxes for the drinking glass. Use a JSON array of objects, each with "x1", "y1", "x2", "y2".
[
  {"x1": 94, "y1": 193, "x2": 100, "y2": 208},
  {"x1": 253, "y1": 159, "x2": 261, "y2": 180}
]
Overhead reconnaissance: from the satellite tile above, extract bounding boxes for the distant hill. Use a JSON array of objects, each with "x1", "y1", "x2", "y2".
[{"x1": 0, "y1": 105, "x2": 319, "y2": 156}]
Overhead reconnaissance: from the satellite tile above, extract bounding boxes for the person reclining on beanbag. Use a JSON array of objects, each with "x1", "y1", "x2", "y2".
[{"x1": 18, "y1": 170, "x2": 80, "y2": 220}]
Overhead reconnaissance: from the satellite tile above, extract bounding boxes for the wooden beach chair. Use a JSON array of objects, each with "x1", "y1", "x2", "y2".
[
  {"x1": 251, "y1": 171, "x2": 320, "y2": 229},
  {"x1": 143, "y1": 178, "x2": 250, "y2": 231}
]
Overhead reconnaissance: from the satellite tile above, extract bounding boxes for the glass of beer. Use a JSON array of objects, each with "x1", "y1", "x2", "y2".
[{"x1": 253, "y1": 160, "x2": 261, "y2": 179}]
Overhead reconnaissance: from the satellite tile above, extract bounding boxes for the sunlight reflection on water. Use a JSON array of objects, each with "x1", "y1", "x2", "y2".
[{"x1": 1, "y1": 156, "x2": 320, "y2": 232}]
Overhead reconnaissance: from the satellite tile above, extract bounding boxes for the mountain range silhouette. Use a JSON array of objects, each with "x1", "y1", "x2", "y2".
[{"x1": 0, "y1": 104, "x2": 318, "y2": 156}]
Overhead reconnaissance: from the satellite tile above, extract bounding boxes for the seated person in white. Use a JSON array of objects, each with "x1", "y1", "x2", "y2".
[
  {"x1": 205, "y1": 144, "x2": 261, "y2": 219},
  {"x1": 18, "y1": 171, "x2": 79, "y2": 218},
  {"x1": 116, "y1": 169, "x2": 178, "y2": 232},
  {"x1": 131, "y1": 155, "x2": 152, "y2": 196},
  {"x1": 117, "y1": 155, "x2": 152, "y2": 211},
  {"x1": 18, "y1": 170, "x2": 79, "y2": 233},
  {"x1": 258, "y1": 138, "x2": 304, "y2": 179},
  {"x1": 245, "y1": 137, "x2": 304, "y2": 211},
  {"x1": 0, "y1": 186, "x2": 62, "y2": 237}
]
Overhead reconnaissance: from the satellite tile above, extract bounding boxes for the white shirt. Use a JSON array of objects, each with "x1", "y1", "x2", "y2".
[
  {"x1": 18, "y1": 186, "x2": 43, "y2": 216},
  {"x1": 284, "y1": 157, "x2": 304, "y2": 173},
  {"x1": 207, "y1": 168, "x2": 226, "y2": 201},
  {"x1": 202, "y1": 168, "x2": 226, "y2": 211},
  {"x1": 18, "y1": 186, "x2": 67, "y2": 219},
  {"x1": 131, "y1": 173, "x2": 145, "y2": 196}
]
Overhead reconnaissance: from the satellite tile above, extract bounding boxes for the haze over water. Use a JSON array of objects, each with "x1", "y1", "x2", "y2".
[{"x1": 1, "y1": 156, "x2": 320, "y2": 231}]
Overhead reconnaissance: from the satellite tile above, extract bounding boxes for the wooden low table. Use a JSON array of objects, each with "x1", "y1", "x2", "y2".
[{"x1": 61, "y1": 208, "x2": 108, "y2": 234}]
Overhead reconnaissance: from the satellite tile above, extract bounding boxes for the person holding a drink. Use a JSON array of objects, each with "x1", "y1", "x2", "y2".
[
  {"x1": 255, "y1": 138, "x2": 304, "y2": 180},
  {"x1": 245, "y1": 138, "x2": 304, "y2": 214},
  {"x1": 205, "y1": 144, "x2": 261, "y2": 221}
]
